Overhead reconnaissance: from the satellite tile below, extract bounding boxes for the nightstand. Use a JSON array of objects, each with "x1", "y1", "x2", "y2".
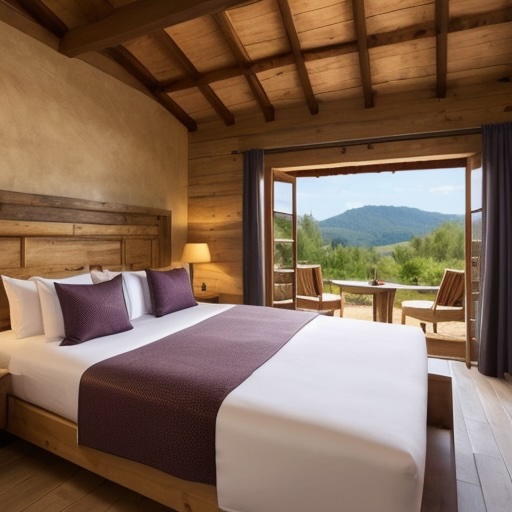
[
  {"x1": 0, "y1": 369, "x2": 11, "y2": 430},
  {"x1": 195, "y1": 291, "x2": 220, "y2": 303}
]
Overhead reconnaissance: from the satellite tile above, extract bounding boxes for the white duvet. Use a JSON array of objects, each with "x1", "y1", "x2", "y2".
[{"x1": 1, "y1": 303, "x2": 428, "y2": 512}]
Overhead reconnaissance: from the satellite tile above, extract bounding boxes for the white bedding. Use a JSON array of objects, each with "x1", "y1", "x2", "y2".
[
  {"x1": 1, "y1": 303, "x2": 428, "y2": 512},
  {"x1": 3, "y1": 303, "x2": 233, "y2": 421}
]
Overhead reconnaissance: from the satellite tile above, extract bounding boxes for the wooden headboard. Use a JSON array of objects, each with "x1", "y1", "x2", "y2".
[{"x1": 0, "y1": 189, "x2": 171, "y2": 331}]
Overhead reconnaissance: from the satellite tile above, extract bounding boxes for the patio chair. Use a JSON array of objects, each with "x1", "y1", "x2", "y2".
[
  {"x1": 296, "y1": 264, "x2": 342, "y2": 316},
  {"x1": 401, "y1": 269, "x2": 465, "y2": 333}
]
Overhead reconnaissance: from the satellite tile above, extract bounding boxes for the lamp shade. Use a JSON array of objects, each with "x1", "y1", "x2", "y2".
[{"x1": 181, "y1": 243, "x2": 211, "y2": 264}]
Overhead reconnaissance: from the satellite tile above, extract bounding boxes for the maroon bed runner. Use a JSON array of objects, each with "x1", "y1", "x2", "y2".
[{"x1": 78, "y1": 305, "x2": 317, "y2": 485}]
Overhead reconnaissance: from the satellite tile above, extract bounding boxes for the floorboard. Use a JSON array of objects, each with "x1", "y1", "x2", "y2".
[
  {"x1": 450, "y1": 361, "x2": 512, "y2": 512},
  {"x1": 0, "y1": 360, "x2": 511, "y2": 511},
  {"x1": 0, "y1": 441, "x2": 176, "y2": 512}
]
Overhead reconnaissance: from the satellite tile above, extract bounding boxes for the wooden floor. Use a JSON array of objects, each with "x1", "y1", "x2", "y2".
[
  {"x1": 430, "y1": 359, "x2": 512, "y2": 512},
  {"x1": 0, "y1": 360, "x2": 511, "y2": 512}
]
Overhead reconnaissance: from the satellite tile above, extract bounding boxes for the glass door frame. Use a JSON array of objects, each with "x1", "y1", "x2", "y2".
[
  {"x1": 465, "y1": 155, "x2": 482, "y2": 367},
  {"x1": 266, "y1": 154, "x2": 481, "y2": 354},
  {"x1": 265, "y1": 169, "x2": 297, "y2": 308}
]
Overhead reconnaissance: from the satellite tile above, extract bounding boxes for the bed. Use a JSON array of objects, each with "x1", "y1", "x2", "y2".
[{"x1": 0, "y1": 190, "x2": 455, "y2": 512}]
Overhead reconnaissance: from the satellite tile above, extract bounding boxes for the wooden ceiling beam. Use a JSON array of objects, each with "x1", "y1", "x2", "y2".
[
  {"x1": 450, "y1": 5, "x2": 512, "y2": 31},
  {"x1": 197, "y1": 84, "x2": 235, "y2": 125},
  {"x1": 102, "y1": 46, "x2": 157, "y2": 91},
  {"x1": 153, "y1": 31, "x2": 235, "y2": 126},
  {"x1": 14, "y1": 0, "x2": 67, "y2": 36},
  {"x1": 214, "y1": 11, "x2": 274, "y2": 122},
  {"x1": 276, "y1": 0, "x2": 319, "y2": 115},
  {"x1": 60, "y1": 0, "x2": 251, "y2": 58},
  {"x1": 435, "y1": 0, "x2": 449, "y2": 98},
  {"x1": 159, "y1": 7, "x2": 511, "y2": 96},
  {"x1": 103, "y1": 46, "x2": 197, "y2": 132},
  {"x1": 351, "y1": 0, "x2": 374, "y2": 108},
  {"x1": 160, "y1": 52, "x2": 296, "y2": 93},
  {"x1": 153, "y1": 90, "x2": 199, "y2": 132}
]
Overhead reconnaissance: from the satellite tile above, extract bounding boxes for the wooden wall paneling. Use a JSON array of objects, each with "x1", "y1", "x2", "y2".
[
  {"x1": 124, "y1": 238, "x2": 154, "y2": 270},
  {"x1": 0, "y1": 189, "x2": 170, "y2": 218},
  {"x1": 178, "y1": 221, "x2": 243, "y2": 296},
  {"x1": 188, "y1": 172, "x2": 243, "y2": 198},
  {"x1": 0, "y1": 204, "x2": 155, "y2": 227},
  {"x1": 188, "y1": 82, "x2": 511, "y2": 158},
  {"x1": 189, "y1": 223, "x2": 243, "y2": 263},
  {"x1": 73, "y1": 224, "x2": 159, "y2": 236},
  {"x1": 0, "y1": 189, "x2": 172, "y2": 331},
  {"x1": 194, "y1": 262, "x2": 243, "y2": 302},
  {"x1": 188, "y1": 196, "x2": 242, "y2": 224},
  {"x1": 187, "y1": 80, "x2": 509, "y2": 303},
  {"x1": 188, "y1": 138, "x2": 483, "y2": 304},
  {"x1": 0, "y1": 220, "x2": 73, "y2": 237},
  {"x1": 266, "y1": 136, "x2": 481, "y2": 170},
  {"x1": 189, "y1": 154, "x2": 243, "y2": 179},
  {"x1": 158, "y1": 213, "x2": 172, "y2": 268},
  {"x1": 24, "y1": 239, "x2": 122, "y2": 268},
  {"x1": 0, "y1": 238, "x2": 21, "y2": 269},
  {"x1": 188, "y1": 154, "x2": 243, "y2": 300}
]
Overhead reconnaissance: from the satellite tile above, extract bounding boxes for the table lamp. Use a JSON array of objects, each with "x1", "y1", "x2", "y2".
[{"x1": 181, "y1": 243, "x2": 211, "y2": 291}]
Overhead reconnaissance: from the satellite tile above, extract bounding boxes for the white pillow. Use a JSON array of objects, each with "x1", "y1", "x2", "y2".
[
  {"x1": 122, "y1": 271, "x2": 152, "y2": 319},
  {"x1": 31, "y1": 274, "x2": 93, "y2": 341},
  {"x1": 1, "y1": 276, "x2": 44, "y2": 338},
  {"x1": 90, "y1": 269, "x2": 121, "y2": 284},
  {"x1": 89, "y1": 269, "x2": 150, "y2": 319}
]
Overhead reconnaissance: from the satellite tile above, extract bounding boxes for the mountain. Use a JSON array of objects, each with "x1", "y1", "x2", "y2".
[{"x1": 318, "y1": 205, "x2": 464, "y2": 247}]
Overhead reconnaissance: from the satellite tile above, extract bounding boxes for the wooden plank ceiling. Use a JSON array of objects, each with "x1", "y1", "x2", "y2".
[{"x1": 3, "y1": 0, "x2": 512, "y2": 132}]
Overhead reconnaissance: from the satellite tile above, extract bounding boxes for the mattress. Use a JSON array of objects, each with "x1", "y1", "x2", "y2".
[
  {"x1": 4, "y1": 303, "x2": 233, "y2": 421},
  {"x1": 217, "y1": 313, "x2": 428, "y2": 512},
  {"x1": 2, "y1": 303, "x2": 428, "y2": 512}
]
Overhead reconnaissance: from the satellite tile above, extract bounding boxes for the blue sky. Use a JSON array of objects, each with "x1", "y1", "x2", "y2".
[{"x1": 296, "y1": 168, "x2": 466, "y2": 221}]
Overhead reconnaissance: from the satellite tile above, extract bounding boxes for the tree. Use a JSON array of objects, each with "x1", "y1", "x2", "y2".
[
  {"x1": 408, "y1": 222, "x2": 464, "y2": 261},
  {"x1": 296, "y1": 216, "x2": 464, "y2": 285},
  {"x1": 297, "y1": 214, "x2": 324, "y2": 263},
  {"x1": 395, "y1": 222, "x2": 464, "y2": 284}
]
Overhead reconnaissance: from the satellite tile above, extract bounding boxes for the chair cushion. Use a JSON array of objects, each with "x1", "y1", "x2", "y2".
[{"x1": 402, "y1": 300, "x2": 435, "y2": 310}]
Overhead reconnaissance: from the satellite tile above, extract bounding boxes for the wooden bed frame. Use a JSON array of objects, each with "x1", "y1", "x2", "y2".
[
  {"x1": 0, "y1": 189, "x2": 171, "y2": 331},
  {"x1": 0, "y1": 189, "x2": 457, "y2": 512}
]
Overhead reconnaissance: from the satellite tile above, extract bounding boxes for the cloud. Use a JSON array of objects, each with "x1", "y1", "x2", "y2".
[
  {"x1": 428, "y1": 184, "x2": 463, "y2": 194},
  {"x1": 345, "y1": 201, "x2": 365, "y2": 210}
]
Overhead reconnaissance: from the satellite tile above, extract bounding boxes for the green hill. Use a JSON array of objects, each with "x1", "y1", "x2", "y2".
[{"x1": 318, "y1": 205, "x2": 463, "y2": 247}]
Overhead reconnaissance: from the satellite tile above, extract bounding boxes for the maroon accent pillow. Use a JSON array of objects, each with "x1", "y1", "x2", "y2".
[
  {"x1": 145, "y1": 268, "x2": 197, "y2": 317},
  {"x1": 55, "y1": 274, "x2": 133, "y2": 346}
]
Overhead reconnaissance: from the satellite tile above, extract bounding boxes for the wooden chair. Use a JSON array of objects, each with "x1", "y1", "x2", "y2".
[
  {"x1": 401, "y1": 269, "x2": 465, "y2": 333},
  {"x1": 296, "y1": 264, "x2": 342, "y2": 316}
]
